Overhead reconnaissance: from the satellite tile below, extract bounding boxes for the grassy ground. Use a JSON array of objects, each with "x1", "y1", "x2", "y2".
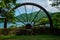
[{"x1": 0, "y1": 35, "x2": 60, "y2": 40}]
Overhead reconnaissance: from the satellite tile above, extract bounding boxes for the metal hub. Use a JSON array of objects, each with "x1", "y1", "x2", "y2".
[{"x1": 25, "y1": 24, "x2": 32, "y2": 29}]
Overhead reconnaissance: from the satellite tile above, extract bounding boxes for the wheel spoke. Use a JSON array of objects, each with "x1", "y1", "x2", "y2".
[
  {"x1": 24, "y1": 5, "x2": 28, "y2": 22},
  {"x1": 29, "y1": 6, "x2": 34, "y2": 22},
  {"x1": 30, "y1": 9, "x2": 41, "y2": 24},
  {"x1": 34, "y1": 13, "x2": 47, "y2": 26},
  {"x1": 16, "y1": 17, "x2": 25, "y2": 25},
  {"x1": 37, "y1": 14, "x2": 45, "y2": 22},
  {"x1": 17, "y1": 9, "x2": 26, "y2": 22}
]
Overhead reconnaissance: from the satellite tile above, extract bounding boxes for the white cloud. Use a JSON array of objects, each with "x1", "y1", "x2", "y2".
[
  {"x1": 16, "y1": 0, "x2": 60, "y2": 12},
  {"x1": 47, "y1": 0, "x2": 53, "y2": 4}
]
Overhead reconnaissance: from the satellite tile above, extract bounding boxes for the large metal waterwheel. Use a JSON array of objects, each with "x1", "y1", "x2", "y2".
[{"x1": 12, "y1": 3, "x2": 53, "y2": 29}]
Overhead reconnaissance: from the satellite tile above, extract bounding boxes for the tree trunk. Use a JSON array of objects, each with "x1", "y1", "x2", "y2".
[
  {"x1": 3, "y1": 18, "x2": 8, "y2": 35},
  {"x1": 4, "y1": 18, "x2": 7, "y2": 28}
]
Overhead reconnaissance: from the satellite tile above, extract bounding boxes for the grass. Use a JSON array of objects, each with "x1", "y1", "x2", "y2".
[{"x1": 0, "y1": 35, "x2": 60, "y2": 40}]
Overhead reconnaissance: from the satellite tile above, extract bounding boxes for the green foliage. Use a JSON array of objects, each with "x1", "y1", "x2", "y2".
[
  {"x1": 52, "y1": 12, "x2": 60, "y2": 28},
  {"x1": 0, "y1": 0, "x2": 17, "y2": 28},
  {"x1": 0, "y1": 19, "x2": 4, "y2": 22},
  {"x1": 50, "y1": 0, "x2": 60, "y2": 9},
  {"x1": 0, "y1": 0, "x2": 17, "y2": 19},
  {"x1": 39, "y1": 18, "x2": 49, "y2": 25},
  {"x1": 9, "y1": 25, "x2": 17, "y2": 29}
]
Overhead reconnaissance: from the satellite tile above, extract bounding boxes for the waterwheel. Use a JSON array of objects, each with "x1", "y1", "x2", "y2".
[{"x1": 11, "y1": 3, "x2": 53, "y2": 31}]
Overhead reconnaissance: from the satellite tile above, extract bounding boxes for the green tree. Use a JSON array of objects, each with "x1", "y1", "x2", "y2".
[
  {"x1": 39, "y1": 18, "x2": 49, "y2": 26},
  {"x1": 0, "y1": 0, "x2": 17, "y2": 28},
  {"x1": 52, "y1": 12, "x2": 60, "y2": 28},
  {"x1": 49, "y1": 0, "x2": 60, "y2": 10},
  {"x1": 0, "y1": 0, "x2": 17, "y2": 35}
]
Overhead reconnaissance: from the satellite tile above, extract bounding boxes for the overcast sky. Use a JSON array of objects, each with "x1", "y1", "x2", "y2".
[{"x1": 16, "y1": 0, "x2": 60, "y2": 12}]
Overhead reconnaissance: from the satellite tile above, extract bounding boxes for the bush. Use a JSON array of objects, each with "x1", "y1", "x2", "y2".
[
  {"x1": 0, "y1": 29, "x2": 3, "y2": 35},
  {"x1": 0, "y1": 26, "x2": 60, "y2": 35},
  {"x1": 8, "y1": 26, "x2": 18, "y2": 35}
]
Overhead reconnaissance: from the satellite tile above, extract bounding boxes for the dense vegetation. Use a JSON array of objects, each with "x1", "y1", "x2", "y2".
[{"x1": 52, "y1": 12, "x2": 60, "y2": 28}]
